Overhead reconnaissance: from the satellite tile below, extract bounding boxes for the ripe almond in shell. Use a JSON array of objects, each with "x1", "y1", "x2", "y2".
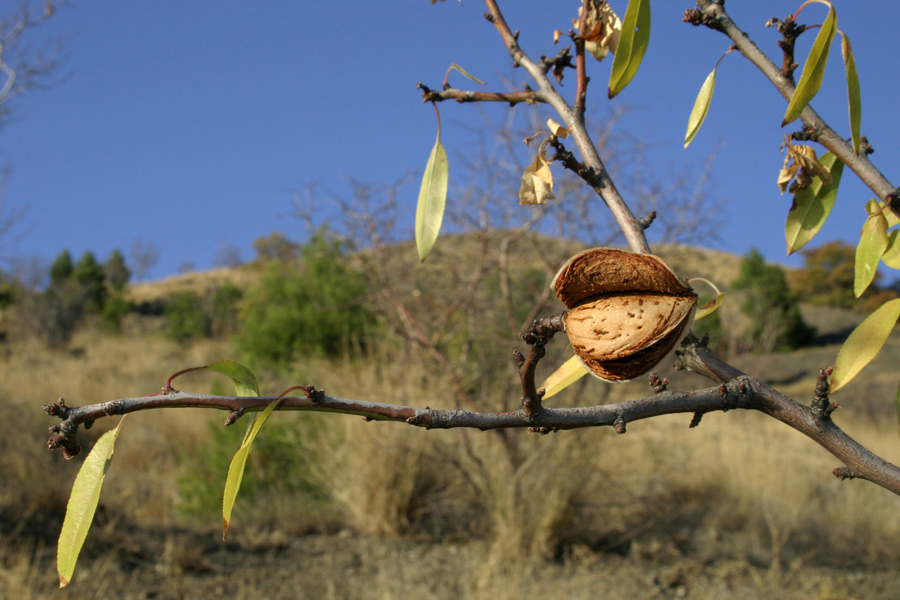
[{"x1": 552, "y1": 248, "x2": 697, "y2": 381}]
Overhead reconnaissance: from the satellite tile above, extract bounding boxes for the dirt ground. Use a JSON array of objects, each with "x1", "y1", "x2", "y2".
[{"x1": 6, "y1": 523, "x2": 897, "y2": 600}]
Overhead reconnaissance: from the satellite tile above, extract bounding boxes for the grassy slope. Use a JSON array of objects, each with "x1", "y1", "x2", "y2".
[{"x1": 4, "y1": 241, "x2": 900, "y2": 598}]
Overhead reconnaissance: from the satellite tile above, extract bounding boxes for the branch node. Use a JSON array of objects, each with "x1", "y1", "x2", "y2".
[
  {"x1": 810, "y1": 366, "x2": 836, "y2": 421},
  {"x1": 43, "y1": 397, "x2": 69, "y2": 419},
  {"x1": 529, "y1": 426, "x2": 559, "y2": 435},
  {"x1": 103, "y1": 400, "x2": 125, "y2": 416},
  {"x1": 47, "y1": 418, "x2": 80, "y2": 458},
  {"x1": 521, "y1": 395, "x2": 543, "y2": 420},
  {"x1": 833, "y1": 466, "x2": 860, "y2": 481},
  {"x1": 638, "y1": 211, "x2": 657, "y2": 231},
  {"x1": 306, "y1": 386, "x2": 326, "y2": 403},
  {"x1": 648, "y1": 372, "x2": 669, "y2": 393},
  {"x1": 512, "y1": 349, "x2": 526, "y2": 368},
  {"x1": 614, "y1": 415, "x2": 626, "y2": 434},
  {"x1": 689, "y1": 412, "x2": 704, "y2": 428},
  {"x1": 224, "y1": 409, "x2": 244, "y2": 427},
  {"x1": 860, "y1": 136, "x2": 874, "y2": 156},
  {"x1": 790, "y1": 125, "x2": 819, "y2": 143}
]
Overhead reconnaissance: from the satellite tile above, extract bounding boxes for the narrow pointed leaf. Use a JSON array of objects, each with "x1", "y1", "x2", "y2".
[
  {"x1": 783, "y1": 4, "x2": 836, "y2": 125},
  {"x1": 831, "y1": 298, "x2": 900, "y2": 392},
  {"x1": 540, "y1": 354, "x2": 590, "y2": 399},
  {"x1": 449, "y1": 62, "x2": 486, "y2": 85},
  {"x1": 684, "y1": 65, "x2": 717, "y2": 149},
  {"x1": 872, "y1": 199, "x2": 900, "y2": 228},
  {"x1": 223, "y1": 398, "x2": 281, "y2": 541},
  {"x1": 688, "y1": 277, "x2": 724, "y2": 321},
  {"x1": 608, "y1": 0, "x2": 651, "y2": 99},
  {"x1": 415, "y1": 127, "x2": 449, "y2": 262},
  {"x1": 854, "y1": 212, "x2": 889, "y2": 297},
  {"x1": 883, "y1": 230, "x2": 900, "y2": 269},
  {"x1": 207, "y1": 360, "x2": 259, "y2": 397},
  {"x1": 785, "y1": 152, "x2": 844, "y2": 254},
  {"x1": 58, "y1": 418, "x2": 126, "y2": 588},
  {"x1": 841, "y1": 35, "x2": 861, "y2": 154}
]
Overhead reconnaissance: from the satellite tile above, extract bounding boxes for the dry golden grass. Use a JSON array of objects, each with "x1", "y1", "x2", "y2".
[
  {"x1": 126, "y1": 265, "x2": 259, "y2": 305},
  {"x1": 4, "y1": 241, "x2": 900, "y2": 596}
]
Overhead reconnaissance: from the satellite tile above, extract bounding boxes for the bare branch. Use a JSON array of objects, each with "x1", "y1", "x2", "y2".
[
  {"x1": 46, "y1": 334, "x2": 900, "y2": 496},
  {"x1": 686, "y1": 1, "x2": 896, "y2": 203}
]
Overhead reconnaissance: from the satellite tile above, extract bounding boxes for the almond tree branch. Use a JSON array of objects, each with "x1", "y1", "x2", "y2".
[
  {"x1": 44, "y1": 334, "x2": 900, "y2": 495},
  {"x1": 440, "y1": 0, "x2": 652, "y2": 254},
  {"x1": 685, "y1": 1, "x2": 896, "y2": 204}
]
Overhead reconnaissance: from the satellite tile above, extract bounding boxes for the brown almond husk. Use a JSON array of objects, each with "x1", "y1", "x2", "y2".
[{"x1": 553, "y1": 248, "x2": 697, "y2": 382}]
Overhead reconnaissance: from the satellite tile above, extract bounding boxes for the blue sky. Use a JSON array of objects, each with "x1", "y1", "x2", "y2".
[{"x1": 3, "y1": 1, "x2": 899, "y2": 281}]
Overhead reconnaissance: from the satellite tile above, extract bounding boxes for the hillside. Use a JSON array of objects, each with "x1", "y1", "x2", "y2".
[{"x1": 5, "y1": 238, "x2": 900, "y2": 599}]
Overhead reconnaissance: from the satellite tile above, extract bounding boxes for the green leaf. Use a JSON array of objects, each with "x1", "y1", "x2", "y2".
[
  {"x1": 223, "y1": 397, "x2": 280, "y2": 541},
  {"x1": 883, "y1": 230, "x2": 900, "y2": 269},
  {"x1": 689, "y1": 277, "x2": 725, "y2": 321},
  {"x1": 207, "y1": 360, "x2": 260, "y2": 397},
  {"x1": 785, "y1": 152, "x2": 844, "y2": 254},
  {"x1": 831, "y1": 298, "x2": 900, "y2": 392},
  {"x1": 608, "y1": 0, "x2": 651, "y2": 99},
  {"x1": 58, "y1": 418, "x2": 126, "y2": 588},
  {"x1": 540, "y1": 354, "x2": 590, "y2": 399},
  {"x1": 841, "y1": 34, "x2": 861, "y2": 154},
  {"x1": 449, "y1": 62, "x2": 486, "y2": 85},
  {"x1": 415, "y1": 117, "x2": 449, "y2": 262},
  {"x1": 854, "y1": 211, "x2": 889, "y2": 297},
  {"x1": 783, "y1": 3, "x2": 836, "y2": 125},
  {"x1": 684, "y1": 65, "x2": 717, "y2": 149}
]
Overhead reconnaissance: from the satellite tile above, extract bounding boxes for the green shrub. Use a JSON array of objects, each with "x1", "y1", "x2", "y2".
[
  {"x1": 165, "y1": 292, "x2": 210, "y2": 343},
  {"x1": 732, "y1": 249, "x2": 814, "y2": 351},
  {"x1": 209, "y1": 283, "x2": 243, "y2": 337},
  {"x1": 234, "y1": 231, "x2": 374, "y2": 366},
  {"x1": 176, "y1": 418, "x2": 326, "y2": 519},
  {"x1": 101, "y1": 293, "x2": 131, "y2": 333}
]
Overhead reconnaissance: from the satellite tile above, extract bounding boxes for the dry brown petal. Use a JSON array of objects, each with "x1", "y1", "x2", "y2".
[
  {"x1": 519, "y1": 152, "x2": 555, "y2": 205},
  {"x1": 778, "y1": 143, "x2": 832, "y2": 194},
  {"x1": 576, "y1": 1, "x2": 621, "y2": 61},
  {"x1": 553, "y1": 248, "x2": 697, "y2": 381},
  {"x1": 547, "y1": 118, "x2": 570, "y2": 139}
]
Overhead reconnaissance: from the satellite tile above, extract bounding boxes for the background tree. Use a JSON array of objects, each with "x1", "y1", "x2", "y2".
[
  {"x1": 71, "y1": 251, "x2": 105, "y2": 313},
  {"x1": 103, "y1": 249, "x2": 130, "y2": 292},
  {"x1": 129, "y1": 238, "x2": 161, "y2": 281},
  {"x1": 732, "y1": 248, "x2": 815, "y2": 352}
]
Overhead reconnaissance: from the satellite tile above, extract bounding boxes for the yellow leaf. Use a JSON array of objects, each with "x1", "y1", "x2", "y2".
[
  {"x1": 883, "y1": 231, "x2": 900, "y2": 269},
  {"x1": 415, "y1": 118, "x2": 449, "y2": 262},
  {"x1": 689, "y1": 277, "x2": 725, "y2": 320},
  {"x1": 785, "y1": 152, "x2": 843, "y2": 254},
  {"x1": 854, "y1": 211, "x2": 889, "y2": 297},
  {"x1": 684, "y1": 65, "x2": 717, "y2": 149},
  {"x1": 840, "y1": 34, "x2": 861, "y2": 154},
  {"x1": 540, "y1": 354, "x2": 590, "y2": 399},
  {"x1": 608, "y1": 0, "x2": 651, "y2": 98},
  {"x1": 831, "y1": 298, "x2": 900, "y2": 392},
  {"x1": 223, "y1": 398, "x2": 280, "y2": 540},
  {"x1": 58, "y1": 418, "x2": 126, "y2": 588},
  {"x1": 449, "y1": 62, "x2": 486, "y2": 85},
  {"x1": 783, "y1": 2, "x2": 836, "y2": 125}
]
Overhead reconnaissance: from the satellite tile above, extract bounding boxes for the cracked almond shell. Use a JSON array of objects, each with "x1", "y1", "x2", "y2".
[{"x1": 552, "y1": 248, "x2": 697, "y2": 381}]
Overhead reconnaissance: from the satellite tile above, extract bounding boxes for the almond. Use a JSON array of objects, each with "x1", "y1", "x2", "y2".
[{"x1": 552, "y1": 248, "x2": 697, "y2": 381}]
